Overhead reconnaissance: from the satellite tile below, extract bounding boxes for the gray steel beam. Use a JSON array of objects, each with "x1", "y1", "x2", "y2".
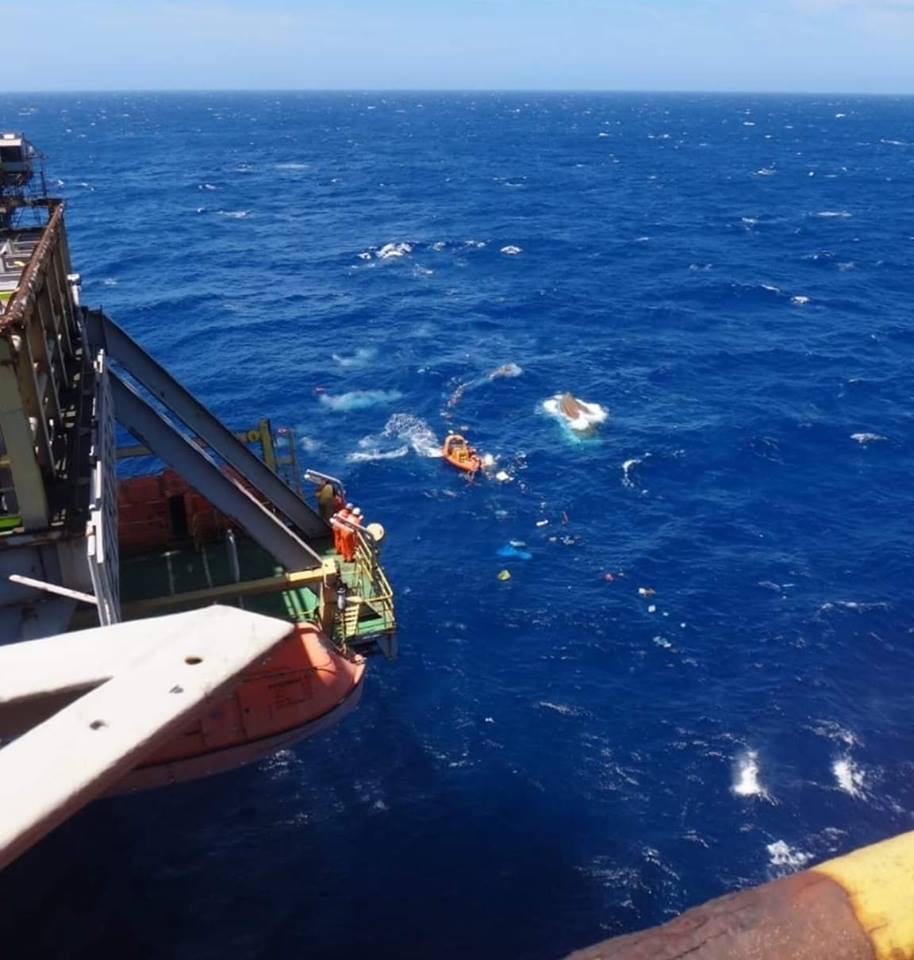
[
  {"x1": 110, "y1": 372, "x2": 322, "y2": 572},
  {"x1": 86, "y1": 311, "x2": 327, "y2": 540}
]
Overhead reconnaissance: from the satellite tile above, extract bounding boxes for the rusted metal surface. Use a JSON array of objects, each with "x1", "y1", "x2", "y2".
[
  {"x1": 567, "y1": 830, "x2": 914, "y2": 960},
  {"x1": 565, "y1": 869, "x2": 875, "y2": 960},
  {"x1": 1, "y1": 198, "x2": 65, "y2": 333}
]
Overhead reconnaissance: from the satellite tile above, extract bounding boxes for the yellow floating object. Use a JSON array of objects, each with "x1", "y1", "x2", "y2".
[{"x1": 497, "y1": 569, "x2": 511, "y2": 581}]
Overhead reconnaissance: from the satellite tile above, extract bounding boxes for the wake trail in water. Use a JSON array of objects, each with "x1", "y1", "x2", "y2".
[
  {"x1": 446, "y1": 363, "x2": 523, "y2": 409},
  {"x1": 349, "y1": 413, "x2": 442, "y2": 462}
]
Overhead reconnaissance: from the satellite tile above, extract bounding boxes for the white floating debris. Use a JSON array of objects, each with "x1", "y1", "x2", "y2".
[
  {"x1": 376, "y1": 242, "x2": 413, "y2": 259},
  {"x1": 500, "y1": 245, "x2": 522, "y2": 255},
  {"x1": 851, "y1": 432, "x2": 886, "y2": 445},
  {"x1": 536, "y1": 519, "x2": 549, "y2": 527},
  {"x1": 791, "y1": 295, "x2": 810, "y2": 305}
]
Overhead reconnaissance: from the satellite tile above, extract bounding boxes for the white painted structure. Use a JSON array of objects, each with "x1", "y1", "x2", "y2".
[{"x1": 0, "y1": 606, "x2": 293, "y2": 870}]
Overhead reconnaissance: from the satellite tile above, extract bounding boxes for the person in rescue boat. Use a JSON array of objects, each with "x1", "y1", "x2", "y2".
[{"x1": 315, "y1": 478, "x2": 336, "y2": 521}]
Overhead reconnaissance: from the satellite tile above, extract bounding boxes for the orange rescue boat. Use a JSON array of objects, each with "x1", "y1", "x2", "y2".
[{"x1": 442, "y1": 433, "x2": 482, "y2": 476}]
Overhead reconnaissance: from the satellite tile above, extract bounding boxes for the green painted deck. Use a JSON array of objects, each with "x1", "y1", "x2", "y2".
[{"x1": 118, "y1": 533, "x2": 393, "y2": 641}]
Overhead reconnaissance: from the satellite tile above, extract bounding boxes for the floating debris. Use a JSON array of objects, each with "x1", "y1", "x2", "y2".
[
  {"x1": 497, "y1": 544, "x2": 532, "y2": 561},
  {"x1": 497, "y1": 569, "x2": 512, "y2": 581},
  {"x1": 638, "y1": 587, "x2": 656, "y2": 598}
]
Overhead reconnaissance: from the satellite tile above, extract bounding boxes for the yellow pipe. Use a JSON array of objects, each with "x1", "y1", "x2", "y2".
[
  {"x1": 566, "y1": 830, "x2": 914, "y2": 960},
  {"x1": 815, "y1": 830, "x2": 914, "y2": 959}
]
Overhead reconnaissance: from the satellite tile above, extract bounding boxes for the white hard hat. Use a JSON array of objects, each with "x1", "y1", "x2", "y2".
[
  {"x1": 352, "y1": 507, "x2": 362, "y2": 517},
  {"x1": 346, "y1": 502, "x2": 354, "y2": 510}
]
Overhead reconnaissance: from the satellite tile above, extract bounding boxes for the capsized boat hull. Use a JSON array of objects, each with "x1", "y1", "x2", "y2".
[{"x1": 543, "y1": 392, "x2": 608, "y2": 435}]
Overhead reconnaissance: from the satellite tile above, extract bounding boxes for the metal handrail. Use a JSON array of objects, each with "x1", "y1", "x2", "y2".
[
  {"x1": 328, "y1": 519, "x2": 394, "y2": 649},
  {"x1": 304, "y1": 469, "x2": 346, "y2": 497}
]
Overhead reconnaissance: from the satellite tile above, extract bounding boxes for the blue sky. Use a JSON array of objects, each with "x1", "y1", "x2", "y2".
[{"x1": 5, "y1": 0, "x2": 914, "y2": 93}]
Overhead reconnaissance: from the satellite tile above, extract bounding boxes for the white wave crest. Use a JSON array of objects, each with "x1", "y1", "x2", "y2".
[
  {"x1": 851, "y1": 432, "x2": 886, "y2": 444},
  {"x1": 384, "y1": 413, "x2": 441, "y2": 457},
  {"x1": 348, "y1": 413, "x2": 441, "y2": 462},
  {"x1": 500, "y1": 244, "x2": 522, "y2": 255},
  {"x1": 732, "y1": 750, "x2": 767, "y2": 798},
  {"x1": 332, "y1": 346, "x2": 378, "y2": 368},
  {"x1": 767, "y1": 840, "x2": 811, "y2": 871},
  {"x1": 377, "y1": 242, "x2": 413, "y2": 259},
  {"x1": 833, "y1": 756, "x2": 866, "y2": 797},
  {"x1": 319, "y1": 389, "x2": 402, "y2": 411},
  {"x1": 217, "y1": 209, "x2": 251, "y2": 219},
  {"x1": 348, "y1": 445, "x2": 410, "y2": 463},
  {"x1": 537, "y1": 701, "x2": 580, "y2": 717},
  {"x1": 622, "y1": 456, "x2": 646, "y2": 488},
  {"x1": 816, "y1": 210, "x2": 853, "y2": 218}
]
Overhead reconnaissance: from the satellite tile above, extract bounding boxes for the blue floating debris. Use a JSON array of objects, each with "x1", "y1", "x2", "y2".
[{"x1": 498, "y1": 544, "x2": 532, "y2": 560}]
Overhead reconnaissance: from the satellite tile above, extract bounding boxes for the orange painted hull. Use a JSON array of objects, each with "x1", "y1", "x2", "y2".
[
  {"x1": 112, "y1": 623, "x2": 365, "y2": 792},
  {"x1": 442, "y1": 434, "x2": 481, "y2": 475},
  {"x1": 443, "y1": 451, "x2": 481, "y2": 475}
]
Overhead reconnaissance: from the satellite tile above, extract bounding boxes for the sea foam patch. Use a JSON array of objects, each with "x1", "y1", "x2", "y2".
[
  {"x1": 732, "y1": 749, "x2": 769, "y2": 799},
  {"x1": 319, "y1": 389, "x2": 402, "y2": 412}
]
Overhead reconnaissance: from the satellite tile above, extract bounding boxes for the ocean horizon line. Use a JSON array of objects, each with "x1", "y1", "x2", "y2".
[{"x1": 4, "y1": 87, "x2": 914, "y2": 98}]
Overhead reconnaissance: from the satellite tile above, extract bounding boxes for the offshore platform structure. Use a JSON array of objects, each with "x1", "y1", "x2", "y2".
[{"x1": 0, "y1": 135, "x2": 395, "y2": 870}]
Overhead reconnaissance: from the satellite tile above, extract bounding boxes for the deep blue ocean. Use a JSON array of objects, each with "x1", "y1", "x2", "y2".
[{"x1": 1, "y1": 92, "x2": 914, "y2": 958}]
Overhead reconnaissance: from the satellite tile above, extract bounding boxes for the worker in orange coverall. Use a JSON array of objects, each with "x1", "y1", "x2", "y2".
[
  {"x1": 333, "y1": 502, "x2": 353, "y2": 554},
  {"x1": 341, "y1": 506, "x2": 363, "y2": 562}
]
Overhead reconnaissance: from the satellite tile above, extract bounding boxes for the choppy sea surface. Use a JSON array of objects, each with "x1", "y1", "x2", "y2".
[{"x1": 2, "y1": 92, "x2": 914, "y2": 958}]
